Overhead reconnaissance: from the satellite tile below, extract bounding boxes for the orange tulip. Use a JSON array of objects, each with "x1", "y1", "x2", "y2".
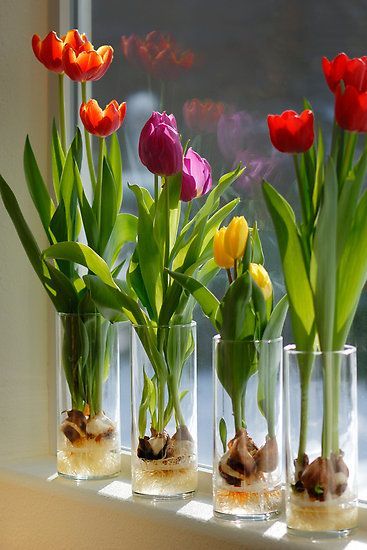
[
  {"x1": 121, "y1": 31, "x2": 195, "y2": 80},
  {"x1": 214, "y1": 227, "x2": 234, "y2": 269},
  {"x1": 63, "y1": 43, "x2": 113, "y2": 82},
  {"x1": 32, "y1": 29, "x2": 92, "y2": 73},
  {"x1": 80, "y1": 99, "x2": 127, "y2": 137}
]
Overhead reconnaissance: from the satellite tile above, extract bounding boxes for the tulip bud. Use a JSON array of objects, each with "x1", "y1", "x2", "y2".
[
  {"x1": 249, "y1": 263, "x2": 272, "y2": 300},
  {"x1": 180, "y1": 147, "x2": 212, "y2": 202},
  {"x1": 214, "y1": 227, "x2": 234, "y2": 269},
  {"x1": 138, "y1": 111, "x2": 183, "y2": 176},
  {"x1": 224, "y1": 216, "x2": 248, "y2": 261}
]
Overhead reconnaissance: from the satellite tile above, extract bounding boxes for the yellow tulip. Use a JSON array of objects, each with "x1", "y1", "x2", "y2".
[
  {"x1": 224, "y1": 216, "x2": 248, "y2": 261},
  {"x1": 214, "y1": 227, "x2": 234, "y2": 269},
  {"x1": 249, "y1": 263, "x2": 273, "y2": 300}
]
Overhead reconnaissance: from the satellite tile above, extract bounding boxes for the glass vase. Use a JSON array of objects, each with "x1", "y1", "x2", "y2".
[
  {"x1": 131, "y1": 322, "x2": 197, "y2": 499},
  {"x1": 57, "y1": 313, "x2": 121, "y2": 480},
  {"x1": 284, "y1": 345, "x2": 358, "y2": 537},
  {"x1": 213, "y1": 336, "x2": 283, "y2": 520}
]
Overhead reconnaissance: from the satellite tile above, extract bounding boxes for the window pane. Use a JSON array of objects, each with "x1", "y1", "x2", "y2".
[{"x1": 91, "y1": 0, "x2": 367, "y2": 483}]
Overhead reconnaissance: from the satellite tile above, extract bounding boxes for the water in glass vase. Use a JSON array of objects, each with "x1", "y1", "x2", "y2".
[
  {"x1": 57, "y1": 313, "x2": 122, "y2": 480},
  {"x1": 131, "y1": 323, "x2": 197, "y2": 499}
]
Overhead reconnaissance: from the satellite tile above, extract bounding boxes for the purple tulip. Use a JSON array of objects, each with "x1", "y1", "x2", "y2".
[
  {"x1": 138, "y1": 111, "x2": 183, "y2": 176},
  {"x1": 180, "y1": 147, "x2": 212, "y2": 202},
  {"x1": 217, "y1": 111, "x2": 256, "y2": 162},
  {"x1": 233, "y1": 149, "x2": 275, "y2": 190}
]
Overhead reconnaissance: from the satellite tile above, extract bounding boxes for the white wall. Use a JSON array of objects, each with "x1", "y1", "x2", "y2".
[{"x1": 0, "y1": 0, "x2": 56, "y2": 459}]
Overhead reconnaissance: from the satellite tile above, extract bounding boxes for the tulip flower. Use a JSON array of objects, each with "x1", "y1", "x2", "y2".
[
  {"x1": 214, "y1": 227, "x2": 234, "y2": 269},
  {"x1": 32, "y1": 29, "x2": 92, "y2": 73},
  {"x1": 180, "y1": 148, "x2": 212, "y2": 202},
  {"x1": 80, "y1": 99, "x2": 127, "y2": 138},
  {"x1": 121, "y1": 31, "x2": 195, "y2": 80},
  {"x1": 217, "y1": 111, "x2": 255, "y2": 162},
  {"x1": 267, "y1": 110, "x2": 314, "y2": 154},
  {"x1": 224, "y1": 216, "x2": 249, "y2": 261},
  {"x1": 334, "y1": 84, "x2": 367, "y2": 132},
  {"x1": 62, "y1": 43, "x2": 113, "y2": 82},
  {"x1": 138, "y1": 111, "x2": 183, "y2": 176},
  {"x1": 183, "y1": 99, "x2": 225, "y2": 134},
  {"x1": 249, "y1": 263, "x2": 273, "y2": 301},
  {"x1": 322, "y1": 52, "x2": 367, "y2": 93}
]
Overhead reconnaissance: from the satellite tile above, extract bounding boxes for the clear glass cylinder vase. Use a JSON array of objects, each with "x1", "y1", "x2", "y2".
[
  {"x1": 284, "y1": 345, "x2": 358, "y2": 537},
  {"x1": 57, "y1": 313, "x2": 121, "y2": 480},
  {"x1": 131, "y1": 322, "x2": 197, "y2": 499},
  {"x1": 213, "y1": 336, "x2": 283, "y2": 520}
]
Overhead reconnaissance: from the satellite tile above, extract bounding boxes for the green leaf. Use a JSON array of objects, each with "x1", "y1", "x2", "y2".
[
  {"x1": 104, "y1": 213, "x2": 137, "y2": 268},
  {"x1": 251, "y1": 222, "x2": 264, "y2": 265},
  {"x1": 128, "y1": 249, "x2": 155, "y2": 319},
  {"x1": 73, "y1": 161, "x2": 98, "y2": 250},
  {"x1": 220, "y1": 272, "x2": 252, "y2": 340},
  {"x1": 262, "y1": 295, "x2": 289, "y2": 340},
  {"x1": 219, "y1": 417, "x2": 227, "y2": 454},
  {"x1": 335, "y1": 187, "x2": 367, "y2": 347},
  {"x1": 43, "y1": 242, "x2": 116, "y2": 288},
  {"x1": 310, "y1": 158, "x2": 338, "y2": 351},
  {"x1": 167, "y1": 269, "x2": 221, "y2": 329},
  {"x1": 84, "y1": 274, "x2": 147, "y2": 326},
  {"x1": 99, "y1": 159, "x2": 118, "y2": 255},
  {"x1": 336, "y1": 150, "x2": 367, "y2": 261},
  {"x1": 24, "y1": 136, "x2": 55, "y2": 239},
  {"x1": 51, "y1": 120, "x2": 65, "y2": 201},
  {"x1": 312, "y1": 128, "x2": 324, "y2": 212},
  {"x1": 263, "y1": 180, "x2": 315, "y2": 351},
  {"x1": 0, "y1": 175, "x2": 45, "y2": 281},
  {"x1": 130, "y1": 184, "x2": 163, "y2": 321},
  {"x1": 108, "y1": 133, "x2": 123, "y2": 210},
  {"x1": 60, "y1": 139, "x2": 79, "y2": 241}
]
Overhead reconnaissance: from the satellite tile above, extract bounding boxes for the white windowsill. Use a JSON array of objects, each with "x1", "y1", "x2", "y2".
[{"x1": 1, "y1": 453, "x2": 367, "y2": 549}]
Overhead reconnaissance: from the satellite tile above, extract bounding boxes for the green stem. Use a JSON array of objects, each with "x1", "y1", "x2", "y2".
[
  {"x1": 330, "y1": 119, "x2": 340, "y2": 159},
  {"x1": 81, "y1": 81, "x2": 97, "y2": 189},
  {"x1": 157, "y1": 380, "x2": 166, "y2": 433},
  {"x1": 293, "y1": 154, "x2": 309, "y2": 227},
  {"x1": 163, "y1": 176, "x2": 170, "y2": 294},
  {"x1": 183, "y1": 201, "x2": 192, "y2": 227},
  {"x1": 154, "y1": 173, "x2": 159, "y2": 206},
  {"x1": 233, "y1": 394, "x2": 243, "y2": 433},
  {"x1": 331, "y1": 360, "x2": 341, "y2": 453},
  {"x1": 297, "y1": 355, "x2": 314, "y2": 461},
  {"x1": 58, "y1": 74, "x2": 66, "y2": 152},
  {"x1": 169, "y1": 376, "x2": 185, "y2": 427},
  {"x1": 233, "y1": 259, "x2": 238, "y2": 280},
  {"x1": 96, "y1": 137, "x2": 104, "y2": 228},
  {"x1": 340, "y1": 131, "x2": 357, "y2": 185},
  {"x1": 321, "y1": 353, "x2": 334, "y2": 458},
  {"x1": 226, "y1": 269, "x2": 233, "y2": 285}
]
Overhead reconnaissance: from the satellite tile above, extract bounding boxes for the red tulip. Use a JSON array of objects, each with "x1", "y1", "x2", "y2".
[
  {"x1": 121, "y1": 31, "x2": 194, "y2": 80},
  {"x1": 183, "y1": 99, "x2": 225, "y2": 134},
  {"x1": 32, "y1": 29, "x2": 92, "y2": 73},
  {"x1": 62, "y1": 44, "x2": 113, "y2": 82},
  {"x1": 138, "y1": 111, "x2": 183, "y2": 176},
  {"x1": 335, "y1": 84, "x2": 367, "y2": 132},
  {"x1": 322, "y1": 52, "x2": 367, "y2": 93},
  {"x1": 80, "y1": 99, "x2": 127, "y2": 137},
  {"x1": 267, "y1": 110, "x2": 314, "y2": 154}
]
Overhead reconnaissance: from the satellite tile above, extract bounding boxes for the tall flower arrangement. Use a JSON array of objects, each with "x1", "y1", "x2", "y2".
[
  {"x1": 0, "y1": 30, "x2": 136, "y2": 468},
  {"x1": 45, "y1": 109, "x2": 243, "y2": 474},
  {"x1": 263, "y1": 53, "x2": 367, "y2": 505}
]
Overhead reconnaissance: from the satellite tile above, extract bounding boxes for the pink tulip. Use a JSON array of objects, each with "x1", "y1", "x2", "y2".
[
  {"x1": 180, "y1": 147, "x2": 212, "y2": 202},
  {"x1": 139, "y1": 111, "x2": 183, "y2": 176}
]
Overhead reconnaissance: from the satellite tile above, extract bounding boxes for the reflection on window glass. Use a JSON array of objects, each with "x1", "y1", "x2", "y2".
[{"x1": 90, "y1": 0, "x2": 367, "y2": 486}]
